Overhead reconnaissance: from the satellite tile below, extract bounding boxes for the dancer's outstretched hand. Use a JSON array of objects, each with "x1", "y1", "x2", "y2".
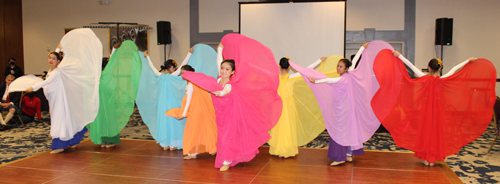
[
  {"x1": 320, "y1": 56, "x2": 327, "y2": 62},
  {"x1": 362, "y1": 42, "x2": 369, "y2": 48},
  {"x1": 212, "y1": 91, "x2": 221, "y2": 96},
  {"x1": 26, "y1": 87, "x2": 33, "y2": 93},
  {"x1": 468, "y1": 57, "x2": 478, "y2": 62},
  {"x1": 393, "y1": 51, "x2": 401, "y2": 57},
  {"x1": 113, "y1": 42, "x2": 122, "y2": 49},
  {"x1": 309, "y1": 77, "x2": 316, "y2": 83}
]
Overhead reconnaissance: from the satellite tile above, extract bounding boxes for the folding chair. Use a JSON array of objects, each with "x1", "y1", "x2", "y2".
[{"x1": 15, "y1": 91, "x2": 25, "y2": 127}]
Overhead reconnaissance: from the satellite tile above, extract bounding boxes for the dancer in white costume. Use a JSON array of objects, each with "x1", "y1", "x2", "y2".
[{"x1": 23, "y1": 28, "x2": 102, "y2": 154}]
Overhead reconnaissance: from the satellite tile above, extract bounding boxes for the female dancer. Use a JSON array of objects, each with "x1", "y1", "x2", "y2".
[
  {"x1": 308, "y1": 43, "x2": 369, "y2": 166},
  {"x1": 369, "y1": 44, "x2": 496, "y2": 166},
  {"x1": 166, "y1": 64, "x2": 217, "y2": 160},
  {"x1": 25, "y1": 28, "x2": 102, "y2": 153},
  {"x1": 86, "y1": 40, "x2": 142, "y2": 148},
  {"x1": 138, "y1": 45, "x2": 214, "y2": 151},
  {"x1": 292, "y1": 42, "x2": 381, "y2": 166},
  {"x1": 183, "y1": 34, "x2": 282, "y2": 171},
  {"x1": 267, "y1": 56, "x2": 327, "y2": 158}
]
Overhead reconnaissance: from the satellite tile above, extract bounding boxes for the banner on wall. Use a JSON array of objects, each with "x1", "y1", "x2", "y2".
[
  {"x1": 109, "y1": 25, "x2": 149, "y2": 54},
  {"x1": 64, "y1": 27, "x2": 80, "y2": 35}
]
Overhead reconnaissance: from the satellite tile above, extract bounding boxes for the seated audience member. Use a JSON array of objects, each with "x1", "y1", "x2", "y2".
[
  {"x1": 4, "y1": 58, "x2": 24, "y2": 79},
  {"x1": 0, "y1": 74, "x2": 21, "y2": 125},
  {"x1": 20, "y1": 92, "x2": 41, "y2": 124}
]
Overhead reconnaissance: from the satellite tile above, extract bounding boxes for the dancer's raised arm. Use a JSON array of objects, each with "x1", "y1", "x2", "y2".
[
  {"x1": 441, "y1": 57, "x2": 477, "y2": 78},
  {"x1": 349, "y1": 43, "x2": 369, "y2": 71},
  {"x1": 217, "y1": 44, "x2": 223, "y2": 73},
  {"x1": 393, "y1": 51, "x2": 426, "y2": 77},
  {"x1": 144, "y1": 52, "x2": 162, "y2": 76},
  {"x1": 172, "y1": 48, "x2": 193, "y2": 76},
  {"x1": 289, "y1": 57, "x2": 326, "y2": 78}
]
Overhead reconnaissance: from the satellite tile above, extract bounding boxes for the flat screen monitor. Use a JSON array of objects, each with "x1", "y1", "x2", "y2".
[{"x1": 240, "y1": 1, "x2": 346, "y2": 67}]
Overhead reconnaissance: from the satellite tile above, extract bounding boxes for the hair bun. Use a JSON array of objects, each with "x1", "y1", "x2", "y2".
[
  {"x1": 279, "y1": 57, "x2": 290, "y2": 69},
  {"x1": 171, "y1": 60, "x2": 177, "y2": 67},
  {"x1": 436, "y1": 58, "x2": 442, "y2": 66}
]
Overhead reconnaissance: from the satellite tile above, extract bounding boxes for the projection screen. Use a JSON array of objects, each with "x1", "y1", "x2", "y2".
[{"x1": 240, "y1": 1, "x2": 346, "y2": 68}]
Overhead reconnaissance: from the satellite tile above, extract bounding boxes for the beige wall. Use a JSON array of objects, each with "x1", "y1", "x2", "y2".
[
  {"x1": 23, "y1": 0, "x2": 189, "y2": 74},
  {"x1": 199, "y1": 0, "x2": 240, "y2": 33},
  {"x1": 346, "y1": 0, "x2": 404, "y2": 30},
  {"x1": 415, "y1": 0, "x2": 500, "y2": 94},
  {"x1": 415, "y1": 0, "x2": 500, "y2": 72}
]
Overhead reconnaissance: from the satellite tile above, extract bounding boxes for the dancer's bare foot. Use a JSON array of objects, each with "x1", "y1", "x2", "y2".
[
  {"x1": 170, "y1": 147, "x2": 177, "y2": 151},
  {"x1": 163, "y1": 146, "x2": 170, "y2": 151},
  {"x1": 422, "y1": 160, "x2": 435, "y2": 166},
  {"x1": 69, "y1": 145, "x2": 77, "y2": 149},
  {"x1": 422, "y1": 160, "x2": 429, "y2": 166},
  {"x1": 105, "y1": 144, "x2": 115, "y2": 148},
  {"x1": 219, "y1": 165, "x2": 230, "y2": 172},
  {"x1": 330, "y1": 161, "x2": 346, "y2": 166},
  {"x1": 183, "y1": 155, "x2": 197, "y2": 160},
  {"x1": 50, "y1": 149, "x2": 64, "y2": 154},
  {"x1": 346, "y1": 156, "x2": 353, "y2": 162}
]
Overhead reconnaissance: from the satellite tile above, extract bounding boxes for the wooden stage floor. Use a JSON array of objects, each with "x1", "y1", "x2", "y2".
[{"x1": 0, "y1": 139, "x2": 462, "y2": 184}]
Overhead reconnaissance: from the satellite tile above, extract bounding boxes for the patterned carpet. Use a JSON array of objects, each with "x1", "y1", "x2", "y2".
[{"x1": 1, "y1": 108, "x2": 499, "y2": 184}]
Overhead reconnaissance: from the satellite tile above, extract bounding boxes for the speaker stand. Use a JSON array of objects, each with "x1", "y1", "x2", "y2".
[
  {"x1": 163, "y1": 44, "x2": 172, "y2": 62},
  {"x1": 440, "y1": 44, "x2": 443, "y2": 76}
]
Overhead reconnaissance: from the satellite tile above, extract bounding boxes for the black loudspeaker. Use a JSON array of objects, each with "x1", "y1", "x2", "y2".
[
  {"x1": 157, "y1": 21, "x2": 171, "y2": 45},
  {"x1": 435, "y1": 18, "x2": 453, "y2": 45}
]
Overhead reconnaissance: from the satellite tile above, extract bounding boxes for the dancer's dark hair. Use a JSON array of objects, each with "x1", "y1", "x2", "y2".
[
  {"x1": 181, "y1": 65, "x2": 195, "y2": 72},
  {"x1": 428, "y1": 58, "x2": 442, "y2": 72},
  {"x1": 221, "y1": 59, "x2": 235, "y2": 71},
  {"x1": 279, "y1": 57, "x2": 290, "y2": 69},
  {"x1": 160, "y1": 59, "x2": 177, "y2": 71},
  {"x1": 48, "y1": 51, "x2": 64, "y2": 61},
  {"x1": 339, "y1": 58, "x2": 352, "y2": 69}
]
